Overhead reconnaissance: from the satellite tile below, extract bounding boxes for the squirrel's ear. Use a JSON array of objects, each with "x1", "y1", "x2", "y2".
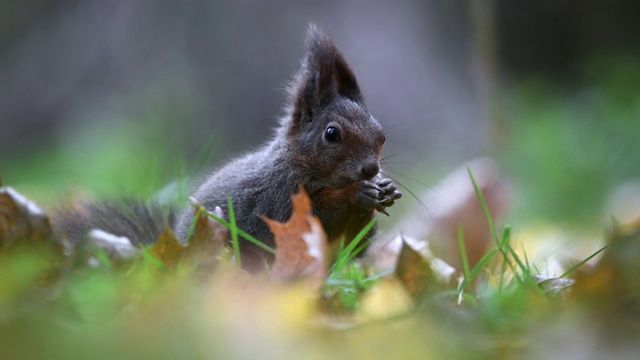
[
  {"x1": 303, "y1": 24, "x2": 362, "y2": 103},
  {"x1": 289, "y1": 24, "x2": 363, "y2": 125}
]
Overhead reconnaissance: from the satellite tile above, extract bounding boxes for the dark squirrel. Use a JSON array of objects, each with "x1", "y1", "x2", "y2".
[{"x1": 54, "y1": 25, "x2": 402, "y2": 271}]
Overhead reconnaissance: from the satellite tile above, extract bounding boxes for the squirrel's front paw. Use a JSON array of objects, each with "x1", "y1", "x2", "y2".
[
  {"x1": 376, "y1": 177, "x2": 402, "y2": 209},
  {"x1": 357, "y1": 178, "x2": 402, "y2": 215}
]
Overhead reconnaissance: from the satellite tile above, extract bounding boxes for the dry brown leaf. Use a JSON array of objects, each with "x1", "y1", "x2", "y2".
[
  {"x1": 262, "y1": 188, "x2": 327, "y2": 288},
  {"x1": 394, "y1": 236, "x2": 456, "y2": 300},
  {"x1": 395, "y1": 238, "x2": 434, "y2": 299},
  {"x1": 0, "y1": 186, "x2": 72, "y2": 283},
  {"x1": 182, "y1": 205, "x2": 228, "y2": 272},
  {"x1": 1, "y1": 187, "x2": 58, "y2": 247},
  {"x1": 150, "y1": 224, "x2": 184, "y2": 269}
]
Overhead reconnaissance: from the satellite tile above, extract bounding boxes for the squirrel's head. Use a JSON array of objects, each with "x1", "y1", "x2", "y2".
[{"x1": 284, "y1": 24, "x2": 385, "y2": 188}]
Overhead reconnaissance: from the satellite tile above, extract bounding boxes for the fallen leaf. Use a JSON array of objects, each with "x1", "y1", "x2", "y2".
[
  {"x1": 394, "y1": 236, "x2": 456, "y2": 300},
  {"x1": 182, "y1": 205, "x2": 228, "y2": 273},
  {"x1": 0, "y1": 186, "x2": 72, "y2": 283},
  {"x1": 149, "y1": 224, "x2": 184, "y2": 269},
  {"x1": 395, "y1": 238, "x2": 434, "y2": 299},
  {"x1": 261, "y1": 188, "x2": 328, "y2": 289},
  {"x1": 1, "y1": 187, "x2": 57, "y2": 247}
]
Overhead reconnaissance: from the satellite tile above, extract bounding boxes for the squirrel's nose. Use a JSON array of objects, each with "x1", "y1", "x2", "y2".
[{"x1": 361, "y1": 162, "x2": 380, "y2": 180}]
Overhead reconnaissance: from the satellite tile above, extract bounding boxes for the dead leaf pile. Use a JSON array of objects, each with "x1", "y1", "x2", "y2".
[{"x1": 6, "y1": 160, "x2": 640, "y2": 359}]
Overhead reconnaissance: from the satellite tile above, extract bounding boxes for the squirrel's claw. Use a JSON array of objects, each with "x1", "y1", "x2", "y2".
[{"x1": 377, "y1": 206, "x2": 390, "y2": 216}]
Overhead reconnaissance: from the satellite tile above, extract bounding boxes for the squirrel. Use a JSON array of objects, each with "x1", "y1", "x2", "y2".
[{"x1": 54, "y1": 24, "x2": 402, "y2": 272}]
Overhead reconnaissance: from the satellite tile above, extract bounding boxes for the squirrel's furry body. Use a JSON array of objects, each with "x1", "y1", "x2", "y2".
[
  {"x1": 175, "y1": 25, "x2": 400, "y2": 270},
  {"x1": 54, "y1": 25, "x2": 401, "y2": 272}
]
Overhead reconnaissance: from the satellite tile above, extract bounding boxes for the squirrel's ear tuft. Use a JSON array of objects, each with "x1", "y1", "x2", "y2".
[
  {"x1": 288, "y1": 24, "x2": 363, "y2": 126},
  {"x1": 303, "y1": 24, "x2": 362, "y2": 103}
]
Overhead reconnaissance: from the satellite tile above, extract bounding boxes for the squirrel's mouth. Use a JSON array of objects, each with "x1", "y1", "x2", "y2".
[{"x1": 333, "y1": 176, "x2": 359, "y2": 189}]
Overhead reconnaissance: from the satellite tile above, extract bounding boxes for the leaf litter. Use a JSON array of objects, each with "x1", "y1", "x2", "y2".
[{"x1": 1, "y1": 163, "x2": 640, "y2": 358}]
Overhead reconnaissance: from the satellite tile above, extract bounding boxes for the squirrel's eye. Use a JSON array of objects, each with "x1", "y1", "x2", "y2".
[{"x1": 324, "y1": 126, "x2": 340, "y2": 142}]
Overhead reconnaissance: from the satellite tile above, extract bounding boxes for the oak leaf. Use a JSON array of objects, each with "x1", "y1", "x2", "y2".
[{"x1": 262, "y1": 188, "x2": 327, "y2": 288}]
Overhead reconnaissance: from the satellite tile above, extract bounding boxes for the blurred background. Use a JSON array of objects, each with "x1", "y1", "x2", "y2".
[{"x1": 1, "y1": 0, "x2": 639, "y2": 232}]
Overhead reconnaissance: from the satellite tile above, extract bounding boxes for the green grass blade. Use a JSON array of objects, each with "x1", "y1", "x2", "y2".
[
  {"x1": 457, "y1": 226, "x2": 471, "y2": 288},
  {"x1": 227, "y1": 196, "x2": 241, "y2": 266},
  {"x1": 560, "y1": 244, "x2": 609, "y2": 278},
  {"x1": 347, "y1": 217, "x2": 378, "y2": 257},
  {"x1": 505, "y1": 241, "x2": 546, "y2": 297},
  {"x1": 194, "y1": 203, "x2": 275, "y2": 254},
  {"x1": 141, "y1": 247, "x2": 167, "y2": 270},
  {"x1": 467, "y1": 247, "x2": 500, "y2": 285},
  {"x1": 522, "y1": 243, "x2": 531, "y2": 270},
  {"x1": 185, "y1": 207, "x2": 203, "y2": 243},
  {"x1": 467, "y1": 166, "x2": 499, "y2": 245},
  {"x1": 94, "y1": 249, "x2": 113, "y2": 268},
  {"x1": 361, "y1": 269, "x2": 394, "y2": 284},
  {"x1": 330, "y1": 217, "x2": 378, "y2": 274}
]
